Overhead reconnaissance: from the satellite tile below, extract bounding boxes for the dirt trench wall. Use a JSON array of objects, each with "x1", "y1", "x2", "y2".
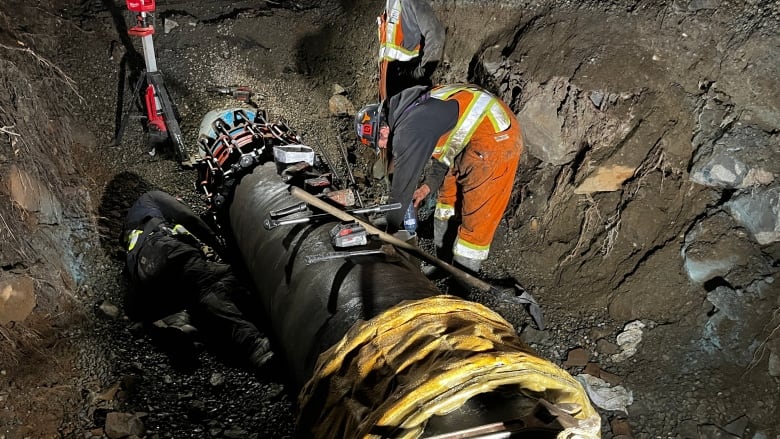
[
  {"x1": 0, "y1": 6, "x2": 96, "y2": 365},
  {"x1": 450, "y1": 2, "x2": 779, "y2": 318},
  {"x1": 326, "y1": 0, "x2": 780, "y2": 378}
]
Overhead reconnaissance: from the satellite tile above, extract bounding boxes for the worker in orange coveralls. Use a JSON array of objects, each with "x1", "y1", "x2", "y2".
[
  {"x1": 378, "y1": 0, "x2": 445, "y2": 100},
  {"x1": 355, "y1": 84, "x2": 523, "y2": 275}
]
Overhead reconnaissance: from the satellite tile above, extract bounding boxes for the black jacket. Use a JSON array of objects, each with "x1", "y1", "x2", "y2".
[{"x1": 384, "y1": 85, "x2": 457, "y2": 228}]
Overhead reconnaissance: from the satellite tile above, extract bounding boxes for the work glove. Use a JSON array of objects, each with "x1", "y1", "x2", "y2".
[
  {"x1": 412, "y1": 62, "x2": 437, "y2": 80},
  {"x1": 201, "y1": 244, "x2": 218, "y2": 261}
]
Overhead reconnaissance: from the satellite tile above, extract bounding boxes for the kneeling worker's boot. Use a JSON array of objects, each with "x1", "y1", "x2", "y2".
[
  {"x1": 423, "y1": 218, "x2": 452, "y2": 279},
  {"x1": 452, "y1": 254, "x2": 483, "y2": 275},
  {"x1": 248, "y1": 337, "x2": 274, "y2": 369},
  {"x1": 449, "y1": 254, "x2": 484, "y2": 295}
]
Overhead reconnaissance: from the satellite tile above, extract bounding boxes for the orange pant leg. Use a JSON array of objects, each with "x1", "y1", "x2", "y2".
[
  {"x1": 435, "y1": 169, "x2": 459, "y2": 219},
  {"x1": 453, "y1": 122, "x2": 522, "y2": 253}
]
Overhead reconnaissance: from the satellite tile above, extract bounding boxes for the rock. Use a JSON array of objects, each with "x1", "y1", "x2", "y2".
[
  {"x1": 328, "y1": 94, "x2": 355, "y2": 117},
  {"x1": 96, "y1": 382, "x2": 120, "y2": 402},
  {"x1": 583, "y1": 362, "x2": 623, "y2": 385},
  {"x1": 563, "y1": 347, "x2": 590, "y2": 367},
  {"x1": 332, "y1": 83, "x2": 346, "y2": 95},
  {"x1": 726, "y1": 186, "x2": 780, "y2": 244},
  {"x1": 723, "y1": 415, "x2": 748, "y2": 437},
  {"x1": 598, "y1": 368, "x2": 624, "y2": 386},
  {"x1": 596, "y1": 338, "x2": 620, "y2": 355},
  {"x1": 164, "y1": 18, "x2": 179, "y2": 34},
  {"x1": 589, "y1": 90, "x2": 605, "y2": 109},
  {"x1": 700, "y1": 312, "x2": 756, "y2": 366},
  {"x1": 691, "y1": 154, "x2": 746, "y2": 187},
  {"x1": 517, "y1": 80, "x2": 579, "y2": 165},
  {"x1": 209, "y1": 372, "x2": 225, "y2": 386},
  {"x1": 768, "y1": 351, "x2": 780, "y2": 377},
  {"x1": 589, "y1": 326, "x2": 612, "y2": 340},
  {"x1": 574, "y1": 165, "x2": 636, "y2": 194},
  {"x1": 520, "y1": 325, "x2": 552, "y2": 346},
  {"x1": 690, "y1": 100, "x2": 779, "y2": 189},
  {"x1": 0, "y1": 276, "x2": 36, "y2": 324},
  {"x1": 610, "y1": 417, "x2": 633, "y2": 436},
  {"x1": 99, "y1": 301, "x2": 120, "y2": 319},
  {"x1": 706, "y1": 286, "x2": 745, "y2": 321},
  {"x1": 104, "y1": 412, "x2": 145, "y2": 439},
  {"x1": 681, "y1": 212, "x2": 767, "y2": 285},
  {"x1": 3, "y1": 165, "x2": 63, "y2": 224},
  {"x1": 677, "y1": 419, "x2": 698, "y2": 438}
]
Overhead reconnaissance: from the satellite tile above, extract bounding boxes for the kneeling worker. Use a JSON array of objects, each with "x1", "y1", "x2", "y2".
[
  {"x1": 355, "y1": 84, "x2": 523, "y2": 275},
  {"x1": 121, "y1": 190, "x2": 272, "y2": 369}
]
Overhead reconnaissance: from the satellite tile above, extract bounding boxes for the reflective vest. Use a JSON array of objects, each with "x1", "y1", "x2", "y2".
[
  {"x1": 377, "y1": 0, "x2": 420, "y2": 62},
  {"x1": 126, "y1": 218, "x2": 194, "y2": 252},
  {"x1": 124, "y1": 217, "x2": 201, "y2": 284},
  {"x1": 429, "y1": 85, "x2": 514, "y2": 167}
]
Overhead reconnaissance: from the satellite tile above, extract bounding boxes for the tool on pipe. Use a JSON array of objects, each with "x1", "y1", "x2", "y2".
[
  {"x1": 263, "y1": 202, "x2": 402, "y2": 230},
  {"x1": 304, "y1": 248, "x2": 388, "y2": 265},
  {"x1": 290, "y1": 186, "x2": 545, "y2": 329}
]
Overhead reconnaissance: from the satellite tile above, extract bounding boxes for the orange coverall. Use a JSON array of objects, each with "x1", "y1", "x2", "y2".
[{"x1": 381, "y1": 84, "x2": 523, "y2": 271}]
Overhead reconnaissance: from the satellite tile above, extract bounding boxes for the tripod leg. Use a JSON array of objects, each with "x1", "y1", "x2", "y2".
[
  {"x1": 148, "y1": 72, "x2": 188, "y2": 165},
  {"x1": 113, "y1": 72, "x2": 146, "y2": 146}
]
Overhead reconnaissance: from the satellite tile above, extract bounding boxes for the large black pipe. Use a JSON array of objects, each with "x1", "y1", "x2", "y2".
[
  {"x1": 229, "y1": 163, "x2": 440, "y2": 388},
  {"x1": 227, "y1": 162, "x2": 598, "y2": 438}
]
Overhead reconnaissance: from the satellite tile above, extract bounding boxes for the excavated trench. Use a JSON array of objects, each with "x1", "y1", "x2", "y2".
[{"x1": 0, "y1": 0, "x2": 778, "y2": 438}]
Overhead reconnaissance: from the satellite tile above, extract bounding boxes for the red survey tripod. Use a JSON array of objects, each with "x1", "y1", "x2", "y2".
[{"x1": 115, "y1": 0, "x2": 189, "y2": 166}]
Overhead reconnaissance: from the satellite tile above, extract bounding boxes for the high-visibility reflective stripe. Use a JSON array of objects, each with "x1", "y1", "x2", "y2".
[
  {"x1": 432, "y1": 90, "x2": 493, "y2": 166},
  {"x1": 171, "y1": 224, "x2": 191, "y2": 236},
  {"x1": 434, "y1": 202, "x2": 456, "y2": 221},
  {"x1": 127, "y1": 229, "x2": 143, "y2": 251},
  {"x1": 379, "y1": 44, "x2": 418, "y2": 61},
  {"x1": 126, "y1": 223, "x2": 191, "y2": 251},
  {"x1": 454, "y1": 237, "x2": 490, "y2": 261},
  {"x1": 429, "y1": 85, "x2": 464, "y2": 99},
  {"x1": 378, "y1": 0, "x2": 420, "y2": 62},
  {"x1": 486, "y1": 101, "x2": 511, "y2": 132}
]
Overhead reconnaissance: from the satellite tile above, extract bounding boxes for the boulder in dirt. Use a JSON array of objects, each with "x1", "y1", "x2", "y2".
[
  {"x1": 726, "y1": 186, "x2": 780, "y2": 245},
  {"x1": 328, "y1": 94, "x2": 356, "y2": 117},
  {"x1": 0, "y1": 276, "x2": 35, "y2": 325},
  {"x1": 3, "y1": 165, "x2": 63, "y2": 225},
  {"x1": 104, "y1": 412, "x2": 145, "y2": 439}
]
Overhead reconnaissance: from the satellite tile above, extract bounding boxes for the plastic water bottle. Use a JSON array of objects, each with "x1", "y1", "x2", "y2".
[{"x1": 403, "y1": 203, "x2": 417, "y2": 235}]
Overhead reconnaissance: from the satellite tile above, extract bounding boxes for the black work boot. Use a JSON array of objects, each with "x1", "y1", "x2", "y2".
[
  {"x1": 422, "y1": 256, "x2": 450, "y2": 280},
  {"x1": 248, "y1": 337, "x2": 274, "y2": 369},
  {"x1": 444, "y1": 255, "x2": 484, "y2": 297}
]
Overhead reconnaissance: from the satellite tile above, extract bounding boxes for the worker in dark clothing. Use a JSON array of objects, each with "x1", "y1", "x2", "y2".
[
  {"x1": 355, "y1": 84, "x2": 523, "y2": 275},
  {"x1": 378, "y1": 0, "x2": 445, "y2": 100},
  {"x1": 122, "y1": 190, "x2": 273, "y2": 369}
]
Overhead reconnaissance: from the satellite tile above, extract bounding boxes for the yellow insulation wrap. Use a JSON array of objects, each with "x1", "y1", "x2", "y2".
[{"x1": 298, "y1": 295, "x2": 600, "y2": 438}]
